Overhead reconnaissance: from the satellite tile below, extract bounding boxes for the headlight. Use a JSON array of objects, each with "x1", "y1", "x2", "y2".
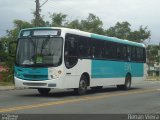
[
  {"x1": 15, "y1": 72, "x2": 21, "y2": 78},
  {"x1": 48, "y1": 69, "x2": 62, "y2": 79}
]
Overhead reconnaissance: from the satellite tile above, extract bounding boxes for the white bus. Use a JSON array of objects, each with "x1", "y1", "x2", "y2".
[{"x1": 13, "y1": 27, "x2": 147, "y2": 95}]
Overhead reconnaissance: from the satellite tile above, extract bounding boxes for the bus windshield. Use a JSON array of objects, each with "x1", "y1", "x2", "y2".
[{"x1": 16, "y1": 37, "x2": 63, "y2": 67}]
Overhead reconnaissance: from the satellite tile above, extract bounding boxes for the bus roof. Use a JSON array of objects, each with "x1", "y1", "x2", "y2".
[{"x1": 20, "y1": 27, "x2": 145, "y2": 48}]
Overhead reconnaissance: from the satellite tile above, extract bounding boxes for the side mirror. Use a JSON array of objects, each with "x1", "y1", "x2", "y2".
[{"x1": 9, "y1": 41, "x2": 17, "y2": 57}]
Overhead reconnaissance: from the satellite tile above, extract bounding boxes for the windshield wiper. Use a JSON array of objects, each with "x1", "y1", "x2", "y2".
[
  {"x1": 28, "y1": 37, "x2": 37, "y2": 64},
  {"x1": 41, "y1": 36, "x2": 51, "y2": 54}
]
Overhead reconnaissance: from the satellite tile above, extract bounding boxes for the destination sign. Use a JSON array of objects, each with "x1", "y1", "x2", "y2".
[{"x1": 33, "y1": 30, "x2": 59, "y2": 36}]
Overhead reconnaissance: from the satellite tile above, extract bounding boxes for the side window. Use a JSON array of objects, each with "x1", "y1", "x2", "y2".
[
  {"x1": 122, "y1": 45, "x2": 127, "y2": 60},
  {"x1": 127, "y1": 46, "x2": 131, "y2": 61},
  {"x1": 104, "y1": 41, "x2": 109, "y2": 59},
  {"x1": 116, "y1": 44, "x2": 122, "y2": 60},
  {"x1": 65, "y1": 34, "x2": 78, "y2": 68},
  {"x1": 91, "y1": 39, "x2": 105, "y2": 59},
  {"x1": 131, "y1": 46, "x2": 136, "y2": 61},
  {"x1": 111, "y1": 42, "x2": 118, "y2": 60},
  {"x1": 136, "y1": 47, "x2": 141, "y2": 62},
  {"x1": 78, "y1": 36, "x2": 91, "y2": 58},
  {"x1": 105, "y1": 42, "x2": 117, "y2": 60},
  {"x1": 136, "y1": 47, "x2": 145, "y2": 62},
  {"x1": 116, "y1": 44, "x2": 127, "y2": 61},
  {"x1": 143, "y1": 48, "x2": 146, "y2": 63}
]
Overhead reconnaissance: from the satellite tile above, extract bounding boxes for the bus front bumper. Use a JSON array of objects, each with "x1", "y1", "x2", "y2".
[{"x1": 14, "y1": 77, "x2": 63, "y2": 89}]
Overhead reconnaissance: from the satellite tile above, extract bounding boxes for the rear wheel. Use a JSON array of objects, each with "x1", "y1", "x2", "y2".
[
  {"x1": 117, "y1": 75, "x2": 131, "y2": 90},
  {"x1": 74, "y1": 75, "x2": 87, "y2": 95},
  {"x1": 124, "y1": 75, "x2": 131, "y2": 90},
  {"x1": 38, "y1": 88, "x2": 51, "y2": 96}
]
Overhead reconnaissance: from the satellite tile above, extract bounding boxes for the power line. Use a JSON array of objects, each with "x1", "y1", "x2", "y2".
[
  {"x1": 48, "y1": 0, "x2": 77, "y2": 14},
  {"x1": 40, "y1": 0, "x2": 49, "y2": 7},
  {"x1": 46, "y1": 1, "x2": 85, "y2": 23},
  {"x1": 35, "y1": 0, "x2": 84, "y2": 26},
  {"x1": 46, "y1": 0, "x2": 81, "y2": 18}
]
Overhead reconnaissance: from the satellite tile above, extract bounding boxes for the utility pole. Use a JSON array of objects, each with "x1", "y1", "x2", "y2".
[
  {"x1": 35, "y1": 0, "x2": 48, "y2": 27},
  {"x1": 159, "y1": 42, "x2": 160, "y2": 80},
  {"x1": 35, "y1": 0, "x2": 40, "y2": 27}
]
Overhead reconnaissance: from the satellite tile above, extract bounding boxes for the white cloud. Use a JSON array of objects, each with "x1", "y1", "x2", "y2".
[{"x1": 0, "y1": 0, "x2": 159, "y2": 44}]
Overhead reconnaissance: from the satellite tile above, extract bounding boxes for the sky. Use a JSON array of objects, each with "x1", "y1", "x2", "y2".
[{"x1": 0, "y1": 0, "x2": 160, "y2": 45}]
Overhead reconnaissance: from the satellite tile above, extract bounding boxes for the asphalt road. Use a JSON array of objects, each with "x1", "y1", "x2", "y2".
[{"x1": 0, "y1": 81, "x2": 160, "y2": 114}]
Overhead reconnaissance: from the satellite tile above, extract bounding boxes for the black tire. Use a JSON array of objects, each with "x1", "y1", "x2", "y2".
[
  {"x1": 74, "y1": 75, "x2": 87, "y2": 95},
  {"x1": 124, "y1": 75, "x2": 131, "y2": 90},
  {"x1": 38, "y1": 88, "x2": 51, "y2": 96},
  {"x1": 117, "y1": 75, "x2": 131, "y2": 90}
]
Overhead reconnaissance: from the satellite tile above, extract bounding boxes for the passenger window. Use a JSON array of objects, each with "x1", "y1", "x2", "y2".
[
  {"x1": 78, "y1": 37, "x2": 90, "y2": 58},
  {"x1": 131, "y1": 47, "x2": 136, "y2": 61},
  {"x1": 65, "y1": 34, "x2": 78, "y2": 68},
  {"x1": 127, "y1": 46, "x2": 131, "y2": 61},
  {"x1": 91, "y1": 39, "x2": 105, "y2": 59}
]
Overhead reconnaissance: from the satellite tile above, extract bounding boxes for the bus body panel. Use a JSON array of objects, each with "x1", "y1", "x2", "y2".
[
  {"x1": 14, "y1": 66, "x2": 48, "y2": 80},
  {"x1": 63, "y1": 59, "x2": 91, "y2": 88},
  {"x1": 14, "y1": 64, "x2": 65, "y2": 89},
  {"x1": 90, "y1": 59, "x2": 145, "y2": 86},
  {"x1": 14, "y1": 27, "x2": 147, "y2": 90}
]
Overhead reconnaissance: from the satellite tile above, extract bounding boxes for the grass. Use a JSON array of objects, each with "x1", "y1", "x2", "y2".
[
  {"x1": 146, "y1": 76, "x2": 160, "y2": 81},
  {"x1": 0, "y1": 81, "x2": 14, "y2": 86}
]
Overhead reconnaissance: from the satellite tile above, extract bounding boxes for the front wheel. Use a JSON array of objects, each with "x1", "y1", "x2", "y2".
[
  {"x1": 74, "y1": 75, "x2": 87, "y2": 95},
  {"x1": 38, "y1": 88, "x2": 51, "y2": 96}
]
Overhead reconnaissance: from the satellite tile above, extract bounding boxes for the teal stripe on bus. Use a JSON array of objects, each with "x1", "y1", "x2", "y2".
[
  {"x1": 14, "y1": 66, "x2": 48, "y2": 80},
  {"x1": 91, "y1": 34, "x2": 144, "y2": 47},
  {"x1": 91, "y1": 60, "x2": 144, "y2": 78}
]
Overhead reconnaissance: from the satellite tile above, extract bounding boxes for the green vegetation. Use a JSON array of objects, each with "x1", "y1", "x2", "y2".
[
  {"x1": 147, "y1": 45, "x2": 159, "y2": 65},
  {"x1": 0, "y1": 12, "x2": 152, "y2": 84},
  {"x1": 0, "y1": 81, "x2": 14, "y2": 86},
  {"x1": 146, "y1": 76, "x2": 160, "y2": 81}
]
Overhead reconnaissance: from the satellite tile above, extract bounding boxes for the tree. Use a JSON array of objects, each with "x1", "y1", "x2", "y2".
[
  {"x1": 80, "y1": 13, "x2": 104, "y2": 34},
  {"x1": 0, "y1": 37, "x2": 14, "y2": 82},
  {"x1": 128, "y1": 26, "x2": 151, "y2": 42},
  {"x1": 147, "y1": 45, "x2": 159, "y2": 65},
  {"x1": 0, "y1": 12, "x2": 152, "y2": 83},
  {"x1": 67, "y1": 19, "x2": 82, "y2": 30},
  {"x1": 105, "y1": 22, "x2": 131, "y2": 39},
  {"x1": 7, "y1": 20, "x2": 33, "y2": 42},
  {"x1": 0, "y1": 40, "x2": 4, "y2": 51},
  {"x1": 31, "y1": 11, "x2": 46, "y2": 27},
  {"x1": 0, "y1": 20, "x2": 33, "y2": 82},
  {"x1": 0, "y1": 38, "x2": 6, "y2": 62},
  {"x1": 50, "y1": 13, "x2": 67, "y2": 27},
  {"x1": 105, "y1": 21, "x2": 151, "y2": 42}
]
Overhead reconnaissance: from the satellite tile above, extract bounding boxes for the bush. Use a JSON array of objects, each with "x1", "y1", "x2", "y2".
[{"x1": 0, "y1": 52, "x2": 14, "y2": 83}]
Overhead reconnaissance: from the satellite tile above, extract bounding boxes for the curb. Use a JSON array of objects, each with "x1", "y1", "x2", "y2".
[
  {"x1": 0, "y1": 86, "x2": 26, "y2": 91},
  {"x1": 0, "y1": 86, "x2": 15, "y2": 91},
  {"x1": 145, "y1": 79, "x2": 160, "y2": 81}
]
